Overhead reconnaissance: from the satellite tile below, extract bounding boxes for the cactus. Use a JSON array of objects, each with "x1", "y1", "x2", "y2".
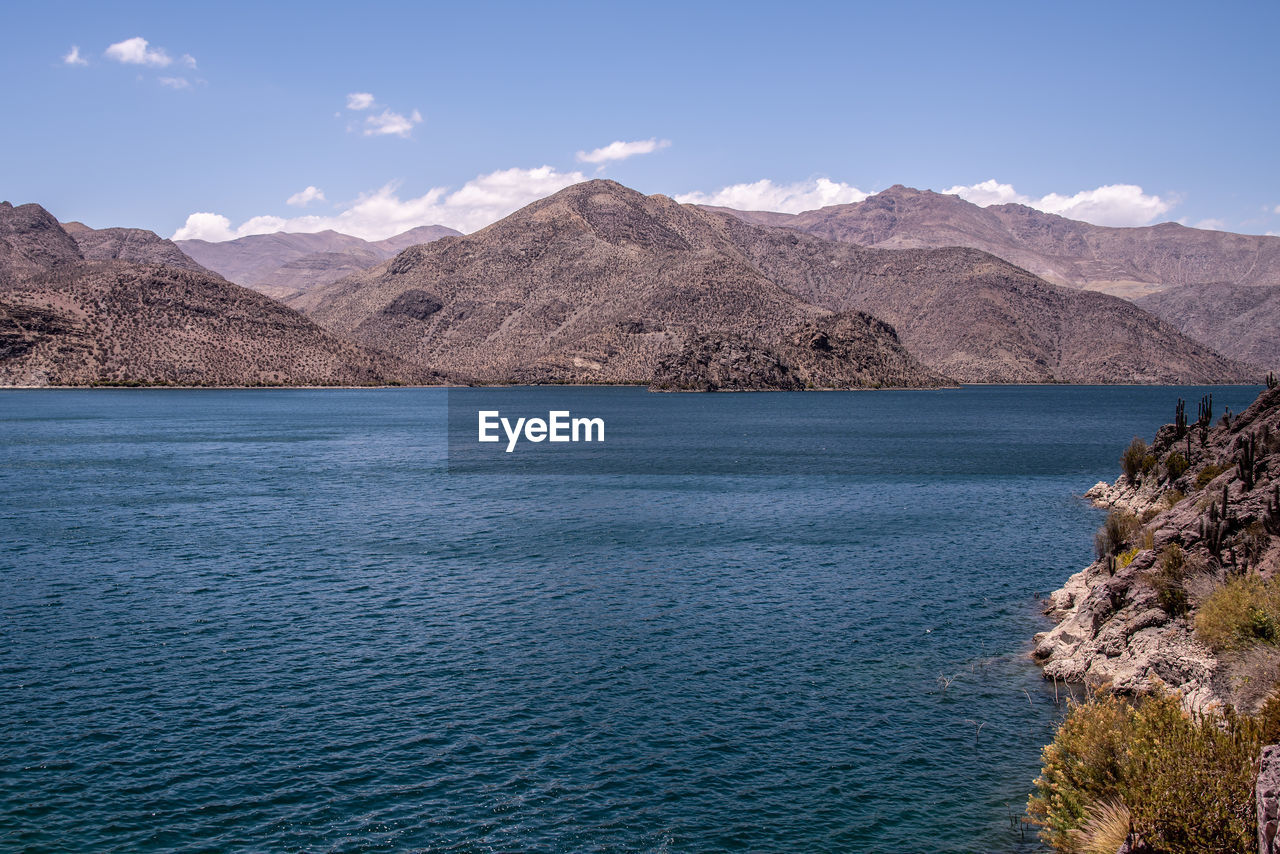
[
  {"x1": 1237, "y1": 433, "x2": 1257, "y2": 491},
  {"x1": 1267, "y1": 370, "x2": 1277, "y2": 390},
  {"x1": 1266, "y1": 483, "x2": 1280, "y2": 536},
  {"x1": 1200, "y1": 483, "x2": 1239, "y2": 563},
  {"x1": 1220, "y1": 406, "x2": 1234, "y2": 430},
  {"x1": 1174, "y1": 397, "x2": 1187, "y2": 439},
  {"x1": 1197, "y1": 394, "x2": 1213, "y2": 429}
]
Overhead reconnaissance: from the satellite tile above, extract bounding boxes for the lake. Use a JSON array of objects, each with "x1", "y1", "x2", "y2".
[{"x1": 0, "y1": 385, "x2": 1263, "y2": 852}]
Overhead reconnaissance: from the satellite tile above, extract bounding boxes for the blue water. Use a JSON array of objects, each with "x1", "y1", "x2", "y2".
[{"x1": 0, "y1": 385, "x2": 1264, "y2": 853}]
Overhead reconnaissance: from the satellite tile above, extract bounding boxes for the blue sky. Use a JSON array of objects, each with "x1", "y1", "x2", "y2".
[{"x1": 3, "y1": 0, "x2": 1278, "y2": 240}]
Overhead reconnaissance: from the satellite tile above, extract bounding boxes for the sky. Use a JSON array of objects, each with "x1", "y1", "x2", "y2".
[{"x1": 2, "y1": 0, "x2": 1278, "y2": 241}]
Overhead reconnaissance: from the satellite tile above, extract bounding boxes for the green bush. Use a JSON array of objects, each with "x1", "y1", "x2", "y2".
[
  {"x1": 1029, "y1": 690, "x2": 1260, "y2": 854},
  {"x1": 1195, "y1": 574, "x2": 1280, "y2": 651},
  {"x1": 1195, "y1": 463, "x2": 1231, "y2": 490},
  {"x1": 1165, "y1": 451, "x2": 1190, "y2": 480},
  {"x1": 1121, "y1": 437, "x2": 1156, "y2": 484}
]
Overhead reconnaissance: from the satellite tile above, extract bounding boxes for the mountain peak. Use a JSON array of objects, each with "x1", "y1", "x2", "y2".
[{"x1": 0, "y1": 201, "x2": 84, "y2": 276}]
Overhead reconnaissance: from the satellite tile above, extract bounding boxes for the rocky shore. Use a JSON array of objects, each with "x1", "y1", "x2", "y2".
[{"x1": 1033, "y1": 384, "x2": 1280, "y2": 713}]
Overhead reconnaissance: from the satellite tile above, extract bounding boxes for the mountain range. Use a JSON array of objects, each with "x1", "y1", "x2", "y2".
[
  {"x1": 288, "y1": 180, "x2": 1251, "y2": 385},
  {"x1": 710, "y1": 185, "x2": 1280, "y2": 299},
  {"x1": 1, "y1": 179, "x2": 1271, "y2": 388},
  {"x1": 177, "y1": 225, "x2": 460, "y2": 300}
]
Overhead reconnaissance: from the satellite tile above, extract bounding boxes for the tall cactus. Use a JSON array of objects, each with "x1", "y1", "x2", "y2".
[
  {"x1": 1174, "y1": 397, "x2": 1187, "y2": 439},
  {"x1": 1197, "y1": 393, "x2": 1213, "y2": 429},
  {"x1": 1266, "y1": 483, "x2": 1280, "y2": 537},
  {"x1": 1237, "y1": 433, "x2": 1257, "y2": 491}
]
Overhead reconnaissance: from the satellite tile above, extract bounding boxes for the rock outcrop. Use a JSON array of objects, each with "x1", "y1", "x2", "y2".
[
  {"x1": 649, "y1": 312, "x2": 947, "y2": 391},
  {"x1": 1034, "y1": 386, "x2": 1280, "y2": 712}
]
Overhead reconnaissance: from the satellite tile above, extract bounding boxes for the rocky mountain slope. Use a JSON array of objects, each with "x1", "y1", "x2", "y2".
[
  {"x1": 178, "y1": 225, "x2": 460, "y2": 300},
  {"x1": 717, "y1": 214, "x2": 1255, "y2": 384},
  {"x1": 1137, "y1": 282, "x2": 1280, "y2": 371},
  {"x1": 710, "y1": 185, "x2": 1280, "y2": 299},
  {"x1": 292, "y1": 180, "x2": 1252, "y2": 385},
  {"x1": 1034, "y1": 385, "x2": 1280, "y2": 712},
  {"x1": 290, "y1": 181, "x2": 947, "y2": 388},
  {"x1": 0, "y1": 202, "x2": 434, "y2": 387},
  {"x1": 62, "y1": 221, "x2": 212, "y2": 274}
]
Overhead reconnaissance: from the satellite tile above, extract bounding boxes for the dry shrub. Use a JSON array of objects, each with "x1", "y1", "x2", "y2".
[
  {"x1": 1096, "y1": 510, "x2": 1141, "y2": 561},
  {"x1": 1146, "y1": 544, "x2": 1189, "y2": 617},
  {"x1": 1069, "y1": 799, "x2": 1133, "y2": 854}
]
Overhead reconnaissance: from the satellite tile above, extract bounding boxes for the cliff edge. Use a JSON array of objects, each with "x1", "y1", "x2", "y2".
[{"x1": 1033, "y1": 384, "x2": 1280, "y2": 713}]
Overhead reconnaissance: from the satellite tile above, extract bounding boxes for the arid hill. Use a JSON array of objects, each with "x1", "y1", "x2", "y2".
[
  {"x1": 178, "y1": 225, "x2": 461, "y2": 300},
  {"x1": 290, "y1": 181, "x2": 946, "y2": 388},
  {"x1": 710, "y1": 185, "x2": 1280, "y2": 300},
  {"x1": 1137, "y1": 282, "x2": 1280, "y2": 371},
  {"x1": 716, "y1": 213, "x2": 1255, "y2": 383},
  {"x1": 294, "y1": 180, "x2": 1253, "y2": 385},
  {"x1": 62, "y1": 221, "x2": 213, "y2": 275},
  {"x1": 0, "y1": 202, "x2": 436, "y2": 387}
]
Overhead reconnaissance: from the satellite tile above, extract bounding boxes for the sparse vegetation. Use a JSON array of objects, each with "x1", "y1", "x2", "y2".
[
  {"x1": 1195, "y1": 463, "x2": 1231, "y2": 490},
  {"x1": 1095, "y1": 510, "x2": 1140, "y2": 561},
  {"x1": 1147, "y1": 544, "x2": 1190, "y2": 617},
  {"x1": 1195, "y1": 574, "x2": 1280, "y2": 651},
  {"x1": 1121, "y1": 437, "x2": 1156, "y2": 484},
  {"x1": 1165, "y1": 450, "x2": 1189, "y2": 481}
]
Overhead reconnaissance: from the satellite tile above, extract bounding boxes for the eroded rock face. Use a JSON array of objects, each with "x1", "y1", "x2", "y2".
[
  {"x1": 380, "y1": 289, "x2": 444, "y2": 322},
  {"x1": 647, "y1": 312, "x2": 949, "y2": 391},
  {"x1": 1034, "y1": 386, "x2": 1280, "y2": 713},
  {"x1": 1260, "y1": 745, "x2": 1280, "y2": 854}
]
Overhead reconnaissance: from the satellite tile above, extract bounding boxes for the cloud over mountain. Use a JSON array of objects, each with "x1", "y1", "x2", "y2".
[
  {"x1": 172, "y1": 166, "x2": 585, "y2": 241},
  {"x1": 941, "y1": 179, "x2": 1173, "y2": 227},
  {"x1": 675, "y1": 178, "x2": 869, "y2": 213}
]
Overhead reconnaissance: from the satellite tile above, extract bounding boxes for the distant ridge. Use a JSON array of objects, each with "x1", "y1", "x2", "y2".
[
  {"x1": 291, "y1": 180, "x2": 1253, "y2": 385},
  {"x1": 706, "y1": 185, "x2": 1280, "y2": 299},
  {"x1": 0, "y1": 202, "x2": 439, "y2": 387},
  {"x1": 178, "y1": 225, "x2": 461, "y2": 300}
]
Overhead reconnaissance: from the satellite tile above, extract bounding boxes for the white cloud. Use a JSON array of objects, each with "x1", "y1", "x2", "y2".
[
  {"x1": 362, "y1": 108, "x2": 422, "y2": 138},
  {"x1": 286, "y1": 186, "x2": 326, "y2": 207},
  {"x1": 1194, "y1": 218, "x2": 1227, "y2": 231},
  {"x1": 104, "y1": 36, "x2": 173, "y2": 67},
  {"x1": 172, "y1": 166, "x2": 587, "y2": 241},
  {"x1": 63, "y1": 46, "x2": 87, "y2": 66},
  {"x1": 675, "y1": 178, "x2": 870, "y2": 213},
  {"x1": 942, "y1": 179, "x2": 1174, "y2": 227},
  {"x1": 181, "y1": 54, "x2": 197, "y2": 69},
  {"x1": 1274, "y1": 204, "x2": 1280, "y2": 215},
  {"x1": 346, "y1": 92, "x2": 375, "y2": 110},
  {"x1": 172, "y1": 212, "x2": 237, "y2": 242},
  {"x1": 576, "y1": 138, "x2": 671, "y2": 164},
  {"x1": 158, "y1": 77, "x2": 191, "y2": 90}
]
